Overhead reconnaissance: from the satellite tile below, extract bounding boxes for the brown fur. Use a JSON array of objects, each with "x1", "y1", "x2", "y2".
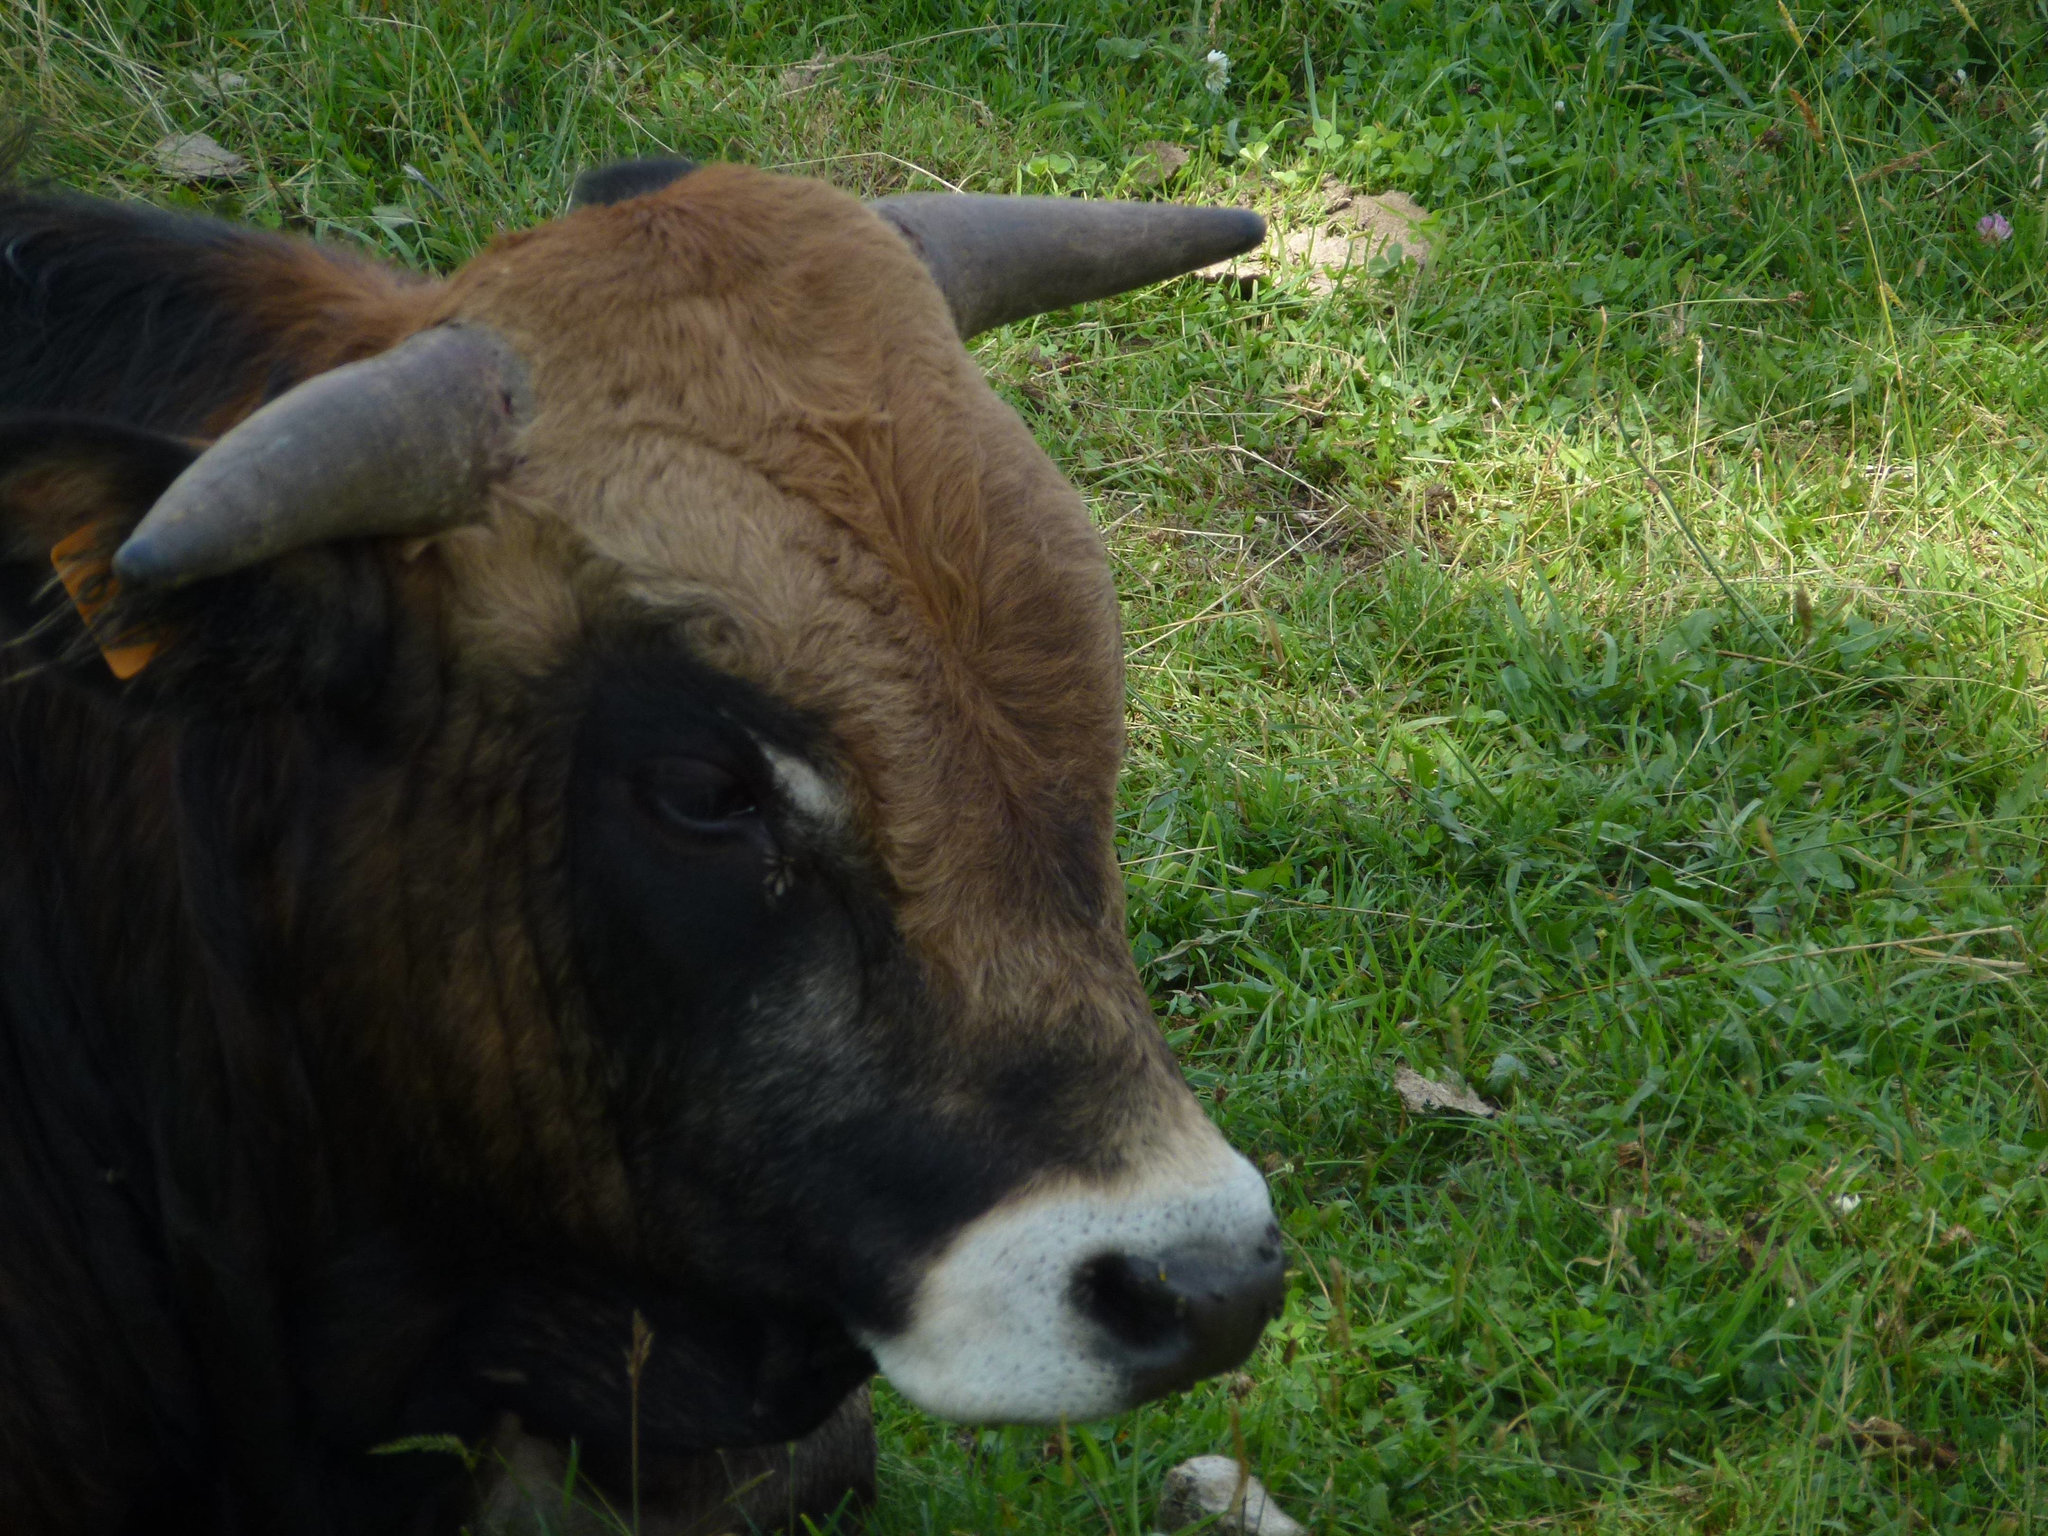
[
  {"x1": 294, "y1": 164, "x2": 1203, "y2": 1257},
  {"x1": 0, "y1": 161, "x2": 1228, "y2": 1533},
  {"x1": 202, "y1": 236, "x2": 436, "y2": 430},
  {"x1": 3, "y1": 156, "x2": 1217, "y2": 1266},
  {"x1": 137, "y1": 164, "x2": 1139, "y2": 1022},
  {"x1": 420, "y1": 165, "x2": 1155, "y2": 1059}
]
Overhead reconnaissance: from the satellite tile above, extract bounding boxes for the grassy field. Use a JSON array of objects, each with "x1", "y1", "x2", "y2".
[{"x1": 8, "y1": 1, "x2": 2048, "y2": 1532}]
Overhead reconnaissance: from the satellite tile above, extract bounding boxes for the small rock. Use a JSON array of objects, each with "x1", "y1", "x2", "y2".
[
  {"x1": 1392, "y1": 1065, "x2": 1497, "y2": 1118},
  {"x1": 1158, "y1": 1456, "x2": 1305, "y2": 1535},
  {"x1": 184, "y1": 69, "x2": 248, "y2": 98},
  {"x1": 152, "y1": 132, "x2": 247, "y2": 183},
  {"x1": 1129, "y1": 140, "x2": 1190, "y2": 187},
  {"x1": 1201, "y1": 177, "x2": 1431, "y2": 295}
]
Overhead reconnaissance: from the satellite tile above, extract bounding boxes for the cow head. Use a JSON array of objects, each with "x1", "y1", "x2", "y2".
[{"x1": 0, "y1": 164, "x2": 1280, "y2": 1454}]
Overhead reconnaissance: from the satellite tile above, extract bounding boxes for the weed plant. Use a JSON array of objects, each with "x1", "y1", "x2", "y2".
[{"x1": 5, "y1": 2, "x2": 2046, "y2": 1532}]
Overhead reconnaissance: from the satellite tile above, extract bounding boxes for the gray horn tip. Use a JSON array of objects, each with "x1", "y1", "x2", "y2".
[
  {"x1": 1205, "y1": 205, "x2": 1268, "y2": 257},
  {"x1": 871, "y1": 194, "x2": 1269, "y2": 338},
  {"x1": 109, "y1": 531, "x2": 183, "y2": 590},
  {"x1": 108, "y1": 325, "x2": 528, "y2": 592}
]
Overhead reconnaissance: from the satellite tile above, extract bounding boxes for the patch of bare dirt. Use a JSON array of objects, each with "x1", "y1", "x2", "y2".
[{"x1": 1203, "y1": 176, "x2": 1433, "y2": 295}]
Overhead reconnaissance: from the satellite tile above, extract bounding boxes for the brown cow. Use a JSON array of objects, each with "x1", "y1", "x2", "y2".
[{"x1": 0, "y1": 158, "x2": 1278, "y2": 1534}]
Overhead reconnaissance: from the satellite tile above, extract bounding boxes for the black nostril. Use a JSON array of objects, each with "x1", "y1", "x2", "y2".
[
  {"x1": 1073, "y1": 1252, "x2": 1188, "y2": 1351},
  {"x1": 1072, "y1": 1225, "x2": 1286, "y2": 1401}
]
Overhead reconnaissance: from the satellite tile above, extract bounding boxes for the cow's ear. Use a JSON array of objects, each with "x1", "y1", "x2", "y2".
[
  {"x1": 570, "y1": 157, "x2": 699, "y2": 209},
  {"x1": 0, "y1": 417, "x2": 195, "y2": 687},
  {"x1": 0, "y1": 417, "x2": 197, "y2": 554},
  {"x1": 0, "y1": 416, "x2": 401, "y2": 719}
]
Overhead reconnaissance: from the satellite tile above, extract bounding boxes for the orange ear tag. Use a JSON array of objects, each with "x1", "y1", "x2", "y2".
[{"x1": 50, "y1": 525, "x2": 164, "y2": 680}]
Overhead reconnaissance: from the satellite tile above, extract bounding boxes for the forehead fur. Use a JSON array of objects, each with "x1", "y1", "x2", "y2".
[{"x1": 427, "y1": 165, "x2": 1130, "y2": 984}]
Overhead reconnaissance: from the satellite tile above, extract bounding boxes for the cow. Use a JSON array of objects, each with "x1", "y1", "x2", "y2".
[{"x1": 0, "y1": 153, "x2": 1281, "y2": 1534}]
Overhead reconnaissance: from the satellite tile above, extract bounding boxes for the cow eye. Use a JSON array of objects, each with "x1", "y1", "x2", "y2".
[{"x1": 633, "y1": 757, "x2": 760, "y2": 833}]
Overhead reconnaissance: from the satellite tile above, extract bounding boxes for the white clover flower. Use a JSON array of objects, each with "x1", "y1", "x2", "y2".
[{"x1": 1203, "y1": 50, "x2": 1230, "y2": 95}]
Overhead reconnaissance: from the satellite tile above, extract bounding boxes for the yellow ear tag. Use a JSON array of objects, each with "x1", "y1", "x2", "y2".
[{"x1": 50, "y1": 525, "x2": 164, "y2": 680}]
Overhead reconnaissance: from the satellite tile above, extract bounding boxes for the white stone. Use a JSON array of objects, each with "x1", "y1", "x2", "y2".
[
  {"x1": 1392, "y1": 1065, "x2": 1497, "y2": 1118},
  {"x1": 152, "y1": 133, "x2": 247, "y2": 183},
  {"x1": 1158, "y1": 1456, "x2": 1306, "y2": 1535}
]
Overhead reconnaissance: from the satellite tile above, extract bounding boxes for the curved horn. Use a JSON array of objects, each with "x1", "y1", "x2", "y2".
[
  {"x1": 113, "y1": 324, "x2": 530, "y2": 591},
  {"x1": 869, "y1": 194, "x2": 1264, "y2": 339}
]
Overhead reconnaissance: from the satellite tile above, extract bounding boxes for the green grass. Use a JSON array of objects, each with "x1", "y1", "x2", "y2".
[{"x1": 8, "y1": 1, "x2": 2048, "y2": 1532}]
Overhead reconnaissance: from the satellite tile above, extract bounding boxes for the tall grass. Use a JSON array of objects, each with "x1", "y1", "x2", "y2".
[{"x1": 6, "y1": 2, "x2": 2046, "y2": 1531}]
